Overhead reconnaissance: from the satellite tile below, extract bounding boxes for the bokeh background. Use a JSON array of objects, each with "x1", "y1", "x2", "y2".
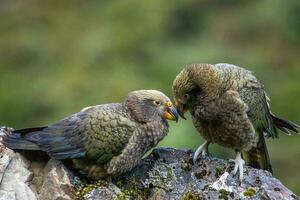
[{"x1": 1, "y1": 0, "x2": 300, "y2": 194}]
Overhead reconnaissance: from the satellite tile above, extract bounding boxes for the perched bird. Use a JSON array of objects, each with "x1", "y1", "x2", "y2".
[
  {"x1": 172, "y1": 63, "x2": 299, "y2": 181},
  {"x1": 0, "y1": 90, "x2": 178, "y2": 179}
]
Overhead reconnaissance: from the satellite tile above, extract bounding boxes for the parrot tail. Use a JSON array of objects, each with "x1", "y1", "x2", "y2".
[
  {"x1": 242, "y1": 132, "x2": 273, "y2": 174},
  {"x1": 0, "y1": 127, "x2": 46, "y2": 150},
  {"x1": 243, "y1": 115, "x2": 299, "y2": 174},
  {"x1": 271, "y1": 113, "x2": 300, "y2": 135}
]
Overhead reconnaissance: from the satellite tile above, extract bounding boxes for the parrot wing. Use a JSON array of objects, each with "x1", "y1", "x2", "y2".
[
  {"x1": 239, "y1": 85, "x2": 278, "y2": 138},
  {"x1": 238, "y1": 85, "x2": 274, "y2": 173},
  {"x1": 2, "y1": 104, "x2": 136, "y2": 164}
]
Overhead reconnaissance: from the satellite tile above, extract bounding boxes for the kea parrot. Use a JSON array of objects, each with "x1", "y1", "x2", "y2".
[
  {"x1": 172, "y1": 63, "x2": 299, "y2": 181},
  {"x1": 1, "y1": 90, "x2": 178, "y2": 179}
]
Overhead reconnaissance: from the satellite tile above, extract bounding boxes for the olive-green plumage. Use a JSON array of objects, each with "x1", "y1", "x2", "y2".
[
  {"x1": 1, "y1": 90, "x2": 178, "y2": 179},
  {"x1": 173, "y1": 63, "x2": 299, "y2": 180}
]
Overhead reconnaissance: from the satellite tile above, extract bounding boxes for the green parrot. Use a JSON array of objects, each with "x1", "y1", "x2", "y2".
[
  {"x1": 1, "y1": 90, "x2": 178, "y2": 179},
  {"x1": 172, "y1": 63, "x2": 299, "y2": 181}
]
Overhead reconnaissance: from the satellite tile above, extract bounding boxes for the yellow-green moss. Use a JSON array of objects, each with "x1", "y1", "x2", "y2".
[
  {"x1": 115, "y1": 193, "x2": 127, "y2": 200},
  {"x1": 218, "y1": 189, "x2": 230, "y2": 200},
  {"x1": 73, "y1": 180, "x2": 108, "y2": 200},
  {"x1": 215, "y1": 166, "x2": 226, "y2": 177},
  {"x1": 243, "y1": 187, "x2": 256, "y2": 197},
  {"x1": 116, "y1": 177, "x2": 150, "y2": 200},
  {"x1": 74, "y1": 177, "x2": 151, "y2": 200},
  {"x1": 116, "y1": 189, "x2": 145, "y2": 200},
  {"x1": 181, "y1": 191, "x2": 201, "y2": 200}
]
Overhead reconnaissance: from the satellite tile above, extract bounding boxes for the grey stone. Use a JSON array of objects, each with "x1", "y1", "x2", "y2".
[
  {"x1": 149, "y1": 189, "x2": 170, "y2": 200},
  {"x1": 0, "y1": 126, "x2": 299, "y2": 200},
  {"x1": 0, "y1": 191, "x2": 16, "y2": 200},
  {"x1": 85, "y1": 183, "x2": 123, "y2": 200},
  {"x1": 38, "y1": 159, "x2": 73, "y2": 200},
  {"x1": 110, "y1": 147, "x2": 299, "y2": 200},
  {"x1": 0, "y1": 147, "x2": 36, "y2": 200},
  {"x1": 0, "y1": 127, "x2": 74, "y2": 200}
]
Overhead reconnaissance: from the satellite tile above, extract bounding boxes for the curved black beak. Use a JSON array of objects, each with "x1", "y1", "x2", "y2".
[{"x1": 176, "y1": 101, "x2": 188, "y2": 120}]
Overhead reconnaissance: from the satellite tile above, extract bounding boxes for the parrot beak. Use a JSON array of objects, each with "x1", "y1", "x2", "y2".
[
  {"x1": 175, "y1": 101, "x2": 188, "y2": 120},
  {"x1": 163, "y1": 101, "x2": 179, "y2": 122}
]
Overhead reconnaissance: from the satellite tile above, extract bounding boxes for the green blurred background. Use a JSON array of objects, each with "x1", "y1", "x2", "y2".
[{"x1": 1, "y1": 0, "x2": 300, "y2": 194}]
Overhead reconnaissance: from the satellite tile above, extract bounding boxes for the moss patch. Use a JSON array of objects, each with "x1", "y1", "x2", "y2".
[
  {"x1": 181, "y1": 191, "x2": 201, "y2": 200},
  {"x1": 243, "y1": 187, "x2": 256, "y2": 197},
  {"x1": 215, "y1": 165, "x2": 226, "y2": 178},
  {"x1": 219, "y1": 189, "x2": 230, "y2": 200},
  {"x1": 116, "y1": 177, "x2": 150, "y2": 200},
  {"x1": 73, "y1": 180, "x2": 108, "y2": 200}
]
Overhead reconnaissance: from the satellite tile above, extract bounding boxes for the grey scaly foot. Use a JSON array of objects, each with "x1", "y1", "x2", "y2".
[{"x1": 193, "y1": 140, "x2": 210, "y2": 164}]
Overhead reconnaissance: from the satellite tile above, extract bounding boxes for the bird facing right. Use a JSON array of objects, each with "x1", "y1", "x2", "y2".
[
  {"x1": 1, "y1": 89, "x2": 178, "y2": 179},
  {"x1": 172, "y1": 63, "x2": 299, "y2": 181}
]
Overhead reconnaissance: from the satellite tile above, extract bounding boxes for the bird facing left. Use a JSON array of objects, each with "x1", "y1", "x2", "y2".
[{"x1": 0, "y1": 90, "x2": 178, "y2": 179}]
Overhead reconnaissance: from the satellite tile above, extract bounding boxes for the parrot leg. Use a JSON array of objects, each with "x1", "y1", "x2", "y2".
[
  {"x1": 231, "y1": 151, "x2": 245, "y2": 182},
  {"x1": 193, "y1": 140, "x2": 210, "y2": 164},
  {"x1": 107, "y1": 132, "x2": 149, "y2": 175}
]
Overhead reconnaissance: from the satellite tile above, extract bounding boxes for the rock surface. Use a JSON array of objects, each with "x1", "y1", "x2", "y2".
[
  {"x1": 0, "y1": 127, "x2": 299, "y2": 200},
  {"x1": 0, "y1": 148, "x2": 36, "y2": 200}
]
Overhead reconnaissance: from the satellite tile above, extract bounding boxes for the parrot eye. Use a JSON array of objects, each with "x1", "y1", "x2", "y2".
[
  {"x1": 183, "y1": 94, "x2": 190, "y2": 100},
  {"x1": 153, "y1": 100, "x2": 162, "y2": 106}
]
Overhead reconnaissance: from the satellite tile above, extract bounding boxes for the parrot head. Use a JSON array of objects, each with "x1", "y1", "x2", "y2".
[
  {"x1": 172, "y1": 63, "x2": 221, "y2": 119},
  {"x1": 124, "y1": 90, "x2": 179, "y2": 123}
]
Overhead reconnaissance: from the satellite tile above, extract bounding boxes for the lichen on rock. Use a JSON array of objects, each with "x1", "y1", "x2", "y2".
[{"x1": 0, "y1": 143, "x2": 299, "y2": 200}]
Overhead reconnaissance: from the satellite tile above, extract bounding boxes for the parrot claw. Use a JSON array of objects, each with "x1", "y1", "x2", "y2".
[
  {"x1": 193, "y1": 140, "x2": 210, "y2": 164},
  {"x1": 231, "y1": 152, "x2": 245, "y2": 182}
]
